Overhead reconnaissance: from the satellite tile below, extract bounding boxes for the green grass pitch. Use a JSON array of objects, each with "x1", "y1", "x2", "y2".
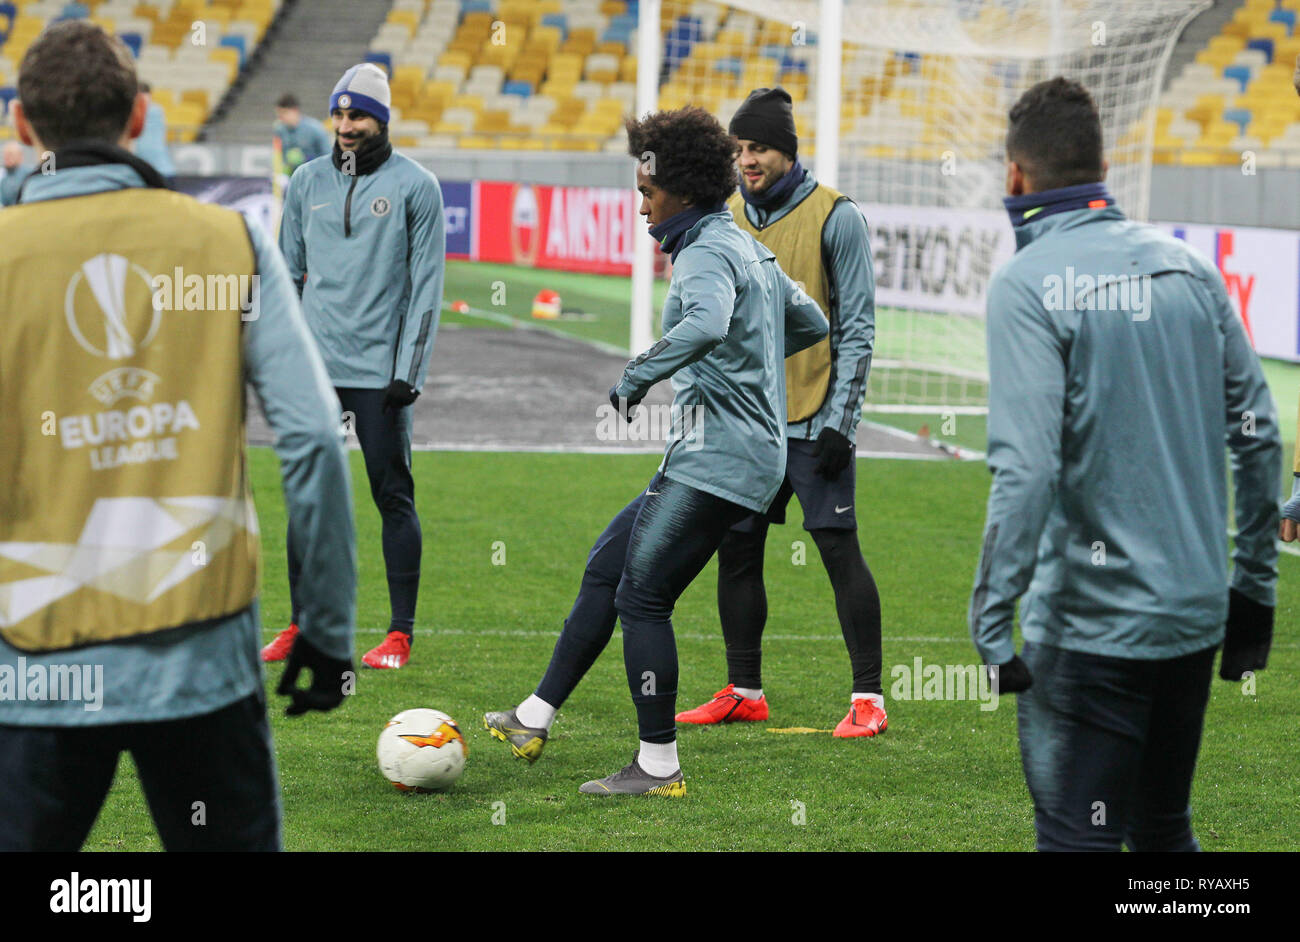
[
  {"x1": 78, "y1": 260, "x2": 1300, "y2": 850},
  {"x1": 81, "y1": 448, "x2": 1300, "y2": 851}
]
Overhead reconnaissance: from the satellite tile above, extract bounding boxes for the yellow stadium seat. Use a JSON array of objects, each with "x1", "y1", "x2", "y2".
[
  {"x1": 1207, "y1": 35, "x2": 1244, "y2": 54},
  {"x1": 419, "y1": 79, "x2": 458, "y2": 104},
  {"x1": 180, "y1": 88, "x2": 209, "y2": 111},
  {"x1": 387, "y1": 9, "x2": 419, "y2": 35},
  {"x1": 391, "y1": 64, "x2": 427, "y2": 94},
  {"x1": 439, "y1": 50, "x2": 473, "y2": 70},
  {"x1": 209, "y1": 46, "x2": 240, "y2": 77},
  {"x1": 474, "y1": 110, "x2": 511, "y2": 133}
]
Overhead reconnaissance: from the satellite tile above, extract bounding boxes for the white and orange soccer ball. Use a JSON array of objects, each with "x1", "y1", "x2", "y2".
[{"x1": 377, "y1": 708, "x2": 467, "y2": 792}]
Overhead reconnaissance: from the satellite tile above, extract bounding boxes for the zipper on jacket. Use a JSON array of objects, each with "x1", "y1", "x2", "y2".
[
  {"x1": 343, "y1": 176, "x2": 358, "y2": 237},
  {"x1": 660, "y1": 437, "x2": 683, "y2": 476}
]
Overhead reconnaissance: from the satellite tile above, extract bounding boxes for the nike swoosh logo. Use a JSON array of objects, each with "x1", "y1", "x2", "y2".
[
  {"x1": 310, "y1": 202, "x2": 330, "y2": 211},
  {"x1": 646, "y1": 490, "x2": 661, "y2": 496},
  {"x1": 835, "y1": 504, "x2": 853, "y2": 513}
]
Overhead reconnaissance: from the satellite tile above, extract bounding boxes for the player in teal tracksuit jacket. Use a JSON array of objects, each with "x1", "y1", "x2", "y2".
[
  {"x1": 969, "y1": 78, "x2": 1281, "y2": 851},
  {"x1": 485, "y1": 107, "x2": 827, "y2": 796},
  {"x1": 0, "y1": 19, "x2": 354, "y2": 851},
  {"x1": 272, "y1": 63, "x2": 444, "y2": 670}
]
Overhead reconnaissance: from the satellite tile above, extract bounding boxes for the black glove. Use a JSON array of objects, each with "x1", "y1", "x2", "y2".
[
  {"x1": 987, "y1": 654, "x2": 1033, "y2": 694},
  {"x1": 812, "y1": 427, "x2": 854, "y2": 481},
  {"x1": 383, "y1": 379, "x2": 420, "y2": 413},
  {"x1": 277, "y1": 632, "x2": 355, "y2": 716},
  {"x1": 609, "y1": 385, "x2": 644, "y2": 421},
  {"x1": 1220, "y1": 587, "x2": 1273, "y2": 680}
]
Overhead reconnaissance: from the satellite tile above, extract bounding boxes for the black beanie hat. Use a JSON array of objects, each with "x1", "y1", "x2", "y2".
[{"x1": 729, "y1": 87, "x2": 798, "y2": 157}]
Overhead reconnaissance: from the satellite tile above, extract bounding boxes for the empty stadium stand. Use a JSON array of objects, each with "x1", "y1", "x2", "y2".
[{"x1": 0, "y1": 0, "x2": 281, "y2": 143}]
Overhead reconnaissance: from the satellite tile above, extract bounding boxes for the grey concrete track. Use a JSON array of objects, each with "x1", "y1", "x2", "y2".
[{"x1": 245, "y1": 323, "x2": 954, "y2": 459}]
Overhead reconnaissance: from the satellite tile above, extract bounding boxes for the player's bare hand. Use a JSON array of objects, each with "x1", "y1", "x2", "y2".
[{"x1": 1281, "y1": 517, "x2": 1298, "y2": 542}]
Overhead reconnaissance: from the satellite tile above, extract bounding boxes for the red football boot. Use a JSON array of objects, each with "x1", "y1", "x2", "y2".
[
  {"x1": 261, "y1": 624, "x2": 299, "y2": 663},
  {"x1": 363, "y1": 631, "x2": 412, "y2": 670},
  {"x1": 833, "y1": 698, "x2": 888, "y2": 738},
  {"x1": 675, "y1": 684, "x2": 769, "y2": 724}
]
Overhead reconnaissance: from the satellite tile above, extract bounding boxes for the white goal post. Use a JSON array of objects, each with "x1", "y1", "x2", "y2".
[{"x1": 632, "y1": 0, "x2": 1209, "y2": 414}]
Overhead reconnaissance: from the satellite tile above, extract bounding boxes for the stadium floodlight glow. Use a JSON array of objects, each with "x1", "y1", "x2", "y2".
[{"x1": 632, "y1": 0, "x2": 1209, "y2": 414}]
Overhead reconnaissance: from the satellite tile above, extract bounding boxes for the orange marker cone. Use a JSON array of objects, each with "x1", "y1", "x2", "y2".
[{"x1": 532, "y1": 289, "x2": 561, "y2": 319}]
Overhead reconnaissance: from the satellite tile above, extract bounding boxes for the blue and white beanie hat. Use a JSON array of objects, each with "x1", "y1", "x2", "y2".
[{"x1": 330, "y1": 63, "x2": 391, "y2": 124}]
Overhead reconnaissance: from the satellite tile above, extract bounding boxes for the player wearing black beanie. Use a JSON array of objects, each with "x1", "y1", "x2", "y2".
[
  {"x1": 728, "y1": 86, "x2": 798, "y2": 159},
  {"x1": 678, "y1": 86, "x2": 886, "y2": 740}
]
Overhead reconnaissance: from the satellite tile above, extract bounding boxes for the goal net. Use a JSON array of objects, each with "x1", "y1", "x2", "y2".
[{"x1": 652, "y1": 0, "x2": 1209, "y2": 414}]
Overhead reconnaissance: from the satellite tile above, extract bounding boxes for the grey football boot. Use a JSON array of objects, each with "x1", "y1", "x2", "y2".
[
  {"x1": 578, "y1": 754, "x2": 686, "y2": 797},
  {"x1": 483, "y1": 709, "x2": 548, "y2": 764}
]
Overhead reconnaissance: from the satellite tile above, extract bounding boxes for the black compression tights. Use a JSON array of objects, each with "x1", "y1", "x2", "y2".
[{"x1": 716, "y1": 526, "x2": 883, "y2": 696}]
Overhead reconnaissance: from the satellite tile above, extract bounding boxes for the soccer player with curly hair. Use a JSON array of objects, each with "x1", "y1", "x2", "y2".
[{"x1": 485, "y1": 107, "x2": 828, "y2": 796}]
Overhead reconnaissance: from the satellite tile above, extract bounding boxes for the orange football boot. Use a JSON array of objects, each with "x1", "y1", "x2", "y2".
[
  {"x1": 261, "y1": 624, "x2": 299, "y2": 663},
  {"x1": 675, "y1": 683, "x2": 769, "y2": 724},
  {"x1": 363, "y1": 631, "x2": 412, "y2": 670},
  {"x1": 833, "y1": 698, "x2": 888, "y2": 737}
]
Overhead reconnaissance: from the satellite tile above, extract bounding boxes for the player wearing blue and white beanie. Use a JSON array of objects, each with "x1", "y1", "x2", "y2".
[
  {"x1": 329, "y1": 62, "x2": 391, "y2": 127},
  {"x1": 267, "y1": 62, "x2": 446, "y2": 673}
]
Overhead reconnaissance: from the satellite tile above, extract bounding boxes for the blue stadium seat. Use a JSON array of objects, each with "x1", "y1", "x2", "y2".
[
  {"x1": 58, "y1": 1, "x2": 89, "y2": 19},
  {"x1": 118, "y1": 31, "x2": 142, "y2": 57},
  {"x1": 779, "y1": 56, "x2": 809, "y2": 77},
  {"x1": 1246, "y1": 37, "x2": 1274, "y2": 63},
  {"x1": 0, "y1": 86, "x2": 16, "y2": 115},
  {"x1": 541, "y1": 13, "x2": 567, "y2": 38},
  {"x1": 714, "y1": 56, "x2": 743, "y2": 77},
  {"x1": 1223, "y1": 64, "x2": 1252, "y2": 92},
  {"x1": 461, "y1": 0, "x2": 492, "y2": 14},
  {"x1": 1270, "y1": 9, "x2": 1297, "y2": 36},
  {"x1": 364, "y1": 51, "x2": 392, "y2": 74},
  {"x1": 759, "y1": 44, "x2": 785, "y2": 60},
  {"x1": 502, "y1": 80, "x2": 532, "y2": 98},
  {"x1": 219, "y1": 34, "x2": 246, "y2": 68},
  {"x1": 663, "y1": 15, "x2": 702, "y2": 66},
  {"x1": 1223, "y1": 107, "x2": 1252, "y2": 134},
  {"x1": 670, "y1": 15, "x2": 702, "y2": 42},
  {"x1": 0, "y1": 2, "x2": 16, "y2": 35}
]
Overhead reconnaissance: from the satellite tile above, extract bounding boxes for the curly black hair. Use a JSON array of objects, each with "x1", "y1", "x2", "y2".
[{"x1": 625, "y1": 106, "x2": 739, "y2": 207}]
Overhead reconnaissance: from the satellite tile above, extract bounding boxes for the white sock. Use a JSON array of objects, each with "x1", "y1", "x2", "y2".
[
  {"x1": 733, "y1": 686, "x2": 763, "y2": 700},
  {"x1": 637, "y1": 739, "x2": 680, "y2": 777},
  {"x1": 852, "y1": 692, "x2": 884, "y2": 709},
  {"x1": 516, "y1": 694, "x2": 556, "y2": 731}
]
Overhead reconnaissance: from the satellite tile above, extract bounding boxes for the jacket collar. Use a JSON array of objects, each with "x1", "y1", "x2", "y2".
[
  {"x1": 1004, "y1": 182, "x2": 1122, "y2": 250},
  {"x1": 16, "y1": 140, "x2": 166, "y2": 204},
  {"x1": 651, "y1": 203, "x2": 727, "y2": 262},
  {"x1": 744, "y1": 167, "x2": 817, "y2": 228}
]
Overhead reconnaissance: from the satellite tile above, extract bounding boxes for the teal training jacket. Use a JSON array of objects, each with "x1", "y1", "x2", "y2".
[
  {"x1": 278, "y1": 149, "x2": 445, "y2": 391},
  {"x1": 614, "y1": 210, "x2": 828, "y2": 513},
  {"x1": 970, "y1": 203, "x2": 1281, "y2": 664}
]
